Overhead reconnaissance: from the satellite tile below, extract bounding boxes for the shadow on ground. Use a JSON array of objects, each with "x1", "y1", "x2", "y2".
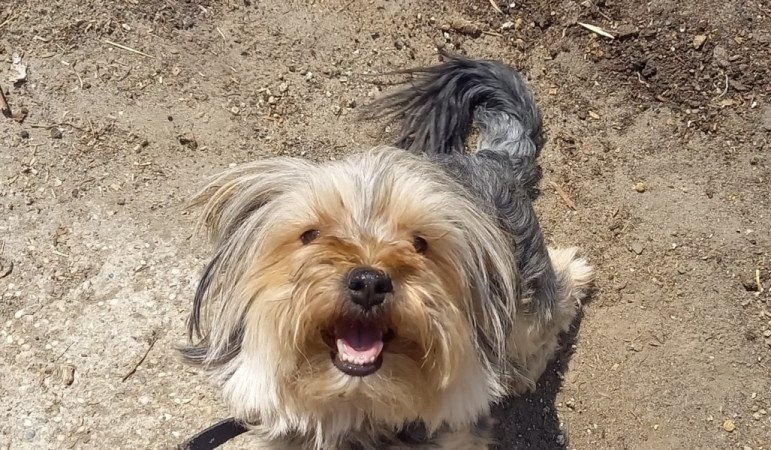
[{"x1": 492, "y1": 310, "x2": 586, "y2": 450}]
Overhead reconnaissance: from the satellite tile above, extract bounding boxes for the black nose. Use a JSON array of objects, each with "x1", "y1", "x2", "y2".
[{"x1": 346, "y1": 267, "x2": 393, "y2": 310}]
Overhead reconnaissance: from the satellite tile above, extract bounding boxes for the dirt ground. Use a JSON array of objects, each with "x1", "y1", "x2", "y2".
[{"x1": 1, "y1": 0, "x2": 769, "y2": 448}]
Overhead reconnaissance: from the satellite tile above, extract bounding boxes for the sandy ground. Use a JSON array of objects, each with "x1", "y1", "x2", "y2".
[{"x1": 1, "y1": 0, "x2": 770, "y2": 448}]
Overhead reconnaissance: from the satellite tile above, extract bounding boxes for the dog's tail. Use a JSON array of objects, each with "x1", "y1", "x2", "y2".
[{"x1": 362, "y1": 51, "x2": 544, "y2": 172}]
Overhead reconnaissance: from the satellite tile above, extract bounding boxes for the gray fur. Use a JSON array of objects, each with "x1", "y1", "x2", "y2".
[{"x1": 365, "y1": 52, "x2": 560, "y2": 327}]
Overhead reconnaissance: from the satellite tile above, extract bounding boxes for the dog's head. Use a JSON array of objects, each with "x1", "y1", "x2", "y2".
[{"x1": 182, "y1": 148, "x2": 518, "y2": 440}]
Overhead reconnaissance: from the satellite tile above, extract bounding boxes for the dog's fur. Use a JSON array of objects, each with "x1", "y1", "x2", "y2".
[{"x1": 181, "y1": 54, "x2": 592, "y2": 449}]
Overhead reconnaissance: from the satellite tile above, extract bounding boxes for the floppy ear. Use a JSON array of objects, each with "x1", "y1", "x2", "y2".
[
  {"x1": 189, "y1": 157, "x2": 315, "y2": 245},
  {"x1": 182, "y1": 157, "x2": 315, "y2": 367}
]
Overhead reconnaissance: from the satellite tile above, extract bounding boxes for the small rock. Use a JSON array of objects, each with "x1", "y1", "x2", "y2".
[
  {"x1": 331, "y1": 105, "x2": 341, "y2": 115},
  {"x1": 288, "y1": 64, "x2": 296, "y2": 72},
  {"x1": 278, "y1": 82, "x2": 288, "y2": 93},
  {"x1": 641, "y1": 60, "x2": 657, "y2": 78},
  {"x1": 761, "y1": 105, "x2": 771, "y2": 132},
  {"x1": 116, "y1": 198, "x2": 126, "y2": 206},
  {"x1": 19, "y1": 130, "x2": 29, "y2": 139},
  {"x1": 742, "y1": 280, "x2": 759, "y2": 292},
  {"x1": 177, "y1": 134, "x2": 198, "y2": 150},
  {"x1": 615, "y1": 24, "x2": 640, "y2": 40},
  {"x1": 24, "y1": 429, "x2": 36, "y2": 441},
  {"x1": 722, "y1": 419, "x2": 735, "y2": 432},
  {"x1": 713, "y1": 45, "x2": 729, "y2": 67},
  {"x1": 446, "y1": 18, "x2": 482, "y2": 36},
  {"x1": 729, "y1": 79, "x2": 748, "y2": 92},
  {"x1": 0, "y1": 257, "x2": 13, "y2": 279},
  {"x1": 60, "y1": 364, "x2": 75, "y2": 386},
  {"x1": 631, "y1": 243, "x2": 644, "y2": 255},
  {"x1": 693, "y1": 35, "x2": 707, "y2": 49},
  {"x1": 394, "y1": 39, "x2": 404, "y2": 50},
  {"x1": 50, "y1": 128, "x2": 62, "y2": 139},
  {"x1": 12, "y1": 107, "x2": 28, "y2": 124},
  {"x1": 634, "y1": 182, "x2": 647, "y2": 193}
]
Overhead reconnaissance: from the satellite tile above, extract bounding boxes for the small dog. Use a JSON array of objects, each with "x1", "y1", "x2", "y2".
[{"x1": 181, "y1": 54, "x2": 592, "y2": 449}]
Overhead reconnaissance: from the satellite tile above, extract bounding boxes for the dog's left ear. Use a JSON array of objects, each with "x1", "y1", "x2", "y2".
[{"x1": 189, "y1": 158, "x2": 315, "y2": 245}]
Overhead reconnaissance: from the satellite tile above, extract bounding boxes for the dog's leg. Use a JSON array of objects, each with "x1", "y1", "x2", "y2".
[{"x1": 508, "y1": 247, "x2": 593, "y2": 394}]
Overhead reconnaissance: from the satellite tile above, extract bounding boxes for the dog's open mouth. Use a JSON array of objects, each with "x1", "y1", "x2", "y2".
[{"x1": 322, "y1": 318, "x2": 394, "y2": 376}]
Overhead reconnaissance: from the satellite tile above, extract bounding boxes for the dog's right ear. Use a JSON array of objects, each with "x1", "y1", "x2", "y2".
[{"x1": 189, "y1": 158, "x2": 314, "y2": 245}]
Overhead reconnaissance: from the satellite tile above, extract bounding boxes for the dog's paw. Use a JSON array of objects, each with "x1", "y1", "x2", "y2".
[{"x1": 548, "y1": 246, "x2": 593, "y2": 308}]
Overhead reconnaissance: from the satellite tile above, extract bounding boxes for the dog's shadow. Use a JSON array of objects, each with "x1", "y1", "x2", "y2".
[{"x1": 491, "y1": 310, "x2": 586, "y2": 450}]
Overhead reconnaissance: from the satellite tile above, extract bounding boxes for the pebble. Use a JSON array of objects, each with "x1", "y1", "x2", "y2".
[
  {"x1": 761, "y1": 105, "x2": 771, "y2": 132},
  {"x1": 722, "y1": 419, "x2": 735, "y2": 432},
  {"x1": 634, "y1": 182, "x2": 647, "y2": 193},
  {"x1": 713, "y1": 45, "x2": 729, "y2": 68},
  {"x1": 60, "y1": 364, "x2": 75, "y2": 386},
  {"x1": 631, "y1": 243, "x2": 644, "y2": 255},
  {"x1": 19, "y1": 130, "x2": 29, "y2": 139},
  {"x1": 693, "y1": 35, "x2": 707, "y2": 49},
  {"x1": 50, "y1": 128, "x2": 62, "y2": 139},
  {"x1": 278, "y1": 82, "x2": 288, "y2": 93},
  {"x1": 24, "y1": 429, "x2": 36, "y2": 440}
]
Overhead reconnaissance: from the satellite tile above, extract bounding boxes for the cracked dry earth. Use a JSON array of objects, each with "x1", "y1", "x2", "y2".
[{"x1": 0, "y1": 0, "x2": 769, "y2": 449}]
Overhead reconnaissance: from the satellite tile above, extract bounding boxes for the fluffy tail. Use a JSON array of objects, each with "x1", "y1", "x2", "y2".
[{"x1": 362, "y1": 52, "x2": 545, "y2": 164}]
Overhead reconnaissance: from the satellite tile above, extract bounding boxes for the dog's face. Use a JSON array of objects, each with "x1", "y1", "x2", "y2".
[{"x1": 184, "y1": 149, "x2": 518, "y2": 436}]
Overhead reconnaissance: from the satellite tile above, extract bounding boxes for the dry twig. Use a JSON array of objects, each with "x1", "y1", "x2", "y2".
[
  {"x1": 577, "y1": 22, "x2": 615, "y2": 39},
  {"x1": 103, "y1": 39, "x2": 154, "y2": 58},
  {"x1": 216, "y1": 27, "x2": 227, "y2": 41},
  {"x1": 549, "y1": 181, "x2": 577, "y2": 210},
  {"x1": 121, "y1": 332, "x2": 158, "y2": 382},
  {"x1": 0, "y1": 14, "x2": 15, "y2": 29},
  {"x1": 487, "y1": 0, "x2": 503, "y2": 14}
]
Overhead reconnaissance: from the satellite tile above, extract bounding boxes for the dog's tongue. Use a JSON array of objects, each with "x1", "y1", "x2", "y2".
[{"x1": 335, "y1": 321, "x2": 384, "y2": 361}]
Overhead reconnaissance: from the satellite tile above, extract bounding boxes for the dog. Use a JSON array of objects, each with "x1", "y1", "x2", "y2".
[{"x1": 181, "y1": 53, "x2": 592, "y2": 449}]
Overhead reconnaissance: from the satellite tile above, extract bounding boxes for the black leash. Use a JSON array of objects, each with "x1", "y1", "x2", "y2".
[{"x1": 178, "y1": 417, "x2": 249, "y2": 450}]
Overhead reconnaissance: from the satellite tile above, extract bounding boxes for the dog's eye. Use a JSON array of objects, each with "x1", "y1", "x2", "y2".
[
  {"x1": 412, "y1": 236, "x2": 428, "y2": 254},
  {"x1": 300, "y1": 229, "x2": 320, "y2": 245}
]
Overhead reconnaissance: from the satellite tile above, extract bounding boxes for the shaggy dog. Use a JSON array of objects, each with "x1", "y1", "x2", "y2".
[{"x1": 182, "y1": 53, "x2": 592, "y2": 449}]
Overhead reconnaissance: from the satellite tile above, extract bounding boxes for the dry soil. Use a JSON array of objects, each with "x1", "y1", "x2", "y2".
[{"x1": 1, "y1": 0, "x2": 770, "y2": 449}]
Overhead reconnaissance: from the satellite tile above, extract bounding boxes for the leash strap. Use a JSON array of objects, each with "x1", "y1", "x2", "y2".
[{"x1": 178, "y1": 417, "x2": 249, "y2": 450}]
